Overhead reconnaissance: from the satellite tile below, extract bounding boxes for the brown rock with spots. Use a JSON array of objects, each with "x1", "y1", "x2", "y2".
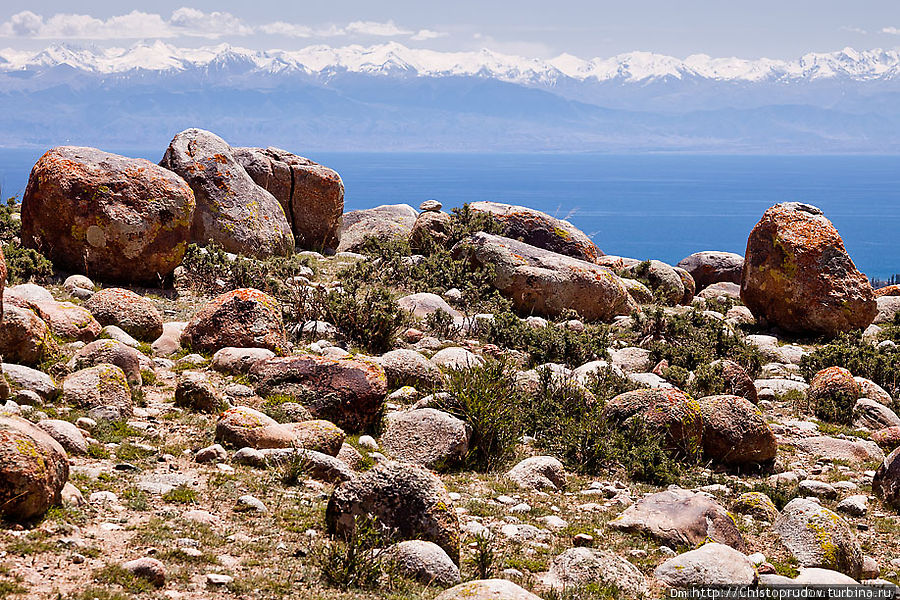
[
  {"x1": 875, "y1": 285, "x2": 900, "y2": 298},
  {"x1": 61, "y1": 364, "x2": 133, "y2": 420},
  {"x1": 698, "y1": 394, "x2": 777, "y2": 465},
  {"x1": 872, "y1": 427, "x2": 900, "y2": 449},
  {"x1": 68, "y1": 339, "x2": 143, "y2": 389},
  {"x1": 0, "y1": 305, "x2": 56, "y2": 366},
  {"x1": 741, "y1": 203, "x2": 877, "y2": 336},
  {"x1": 468, "y1": 201, "x2": 602, "y2": 262},
  {"x1": 251, "y1": 354, "x2": 387, "y2": 431},
  {"x1": 26, "y1": 300, "x2": 100, "y2": 343},
  {"x1": 181, "y1": 288, "x2": 288, "y2": 355},
  {"x1": 160, "y1": 129, "x2": 294, "y2": 258},
  {"x1": 673, "y1": 266, "x2": 696, "y2": 305},
  {"x1": 602, "y1": 388, "x2": 703, "y2": 455},
  {"x1": 677, "y1": 251, "x2": 744, "y2": 290},
  {"x1": 20, "y1": 147, "x2": 194, "y2": 284},
  {"x1": 326, "y1": 461, "x2": 460, "y2": 565},
  {"x1": 234, "y1": 147, "x2": 343, "y2": 253},
  {"x1": 712, "y1": 359, "x2": 758, "y2": 404},
  {"x1": 0, "y1": 415, "x2": 69, "y2": 521},
  {"x1": 215, "y1": 406, "x2": 344, "y2": 453},
  {"x1": 808, "y1": 366, "x2": 863, "y2": 424},
  {"x1": 85, "y1": 288, "x2": 163, "y2": 342}
]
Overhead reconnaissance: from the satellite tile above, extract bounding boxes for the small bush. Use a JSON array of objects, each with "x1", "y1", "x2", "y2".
[
  {"x1": 3, "y1": 244, "x2": 53, "y2": 284},
  {"x1": 469, "y1": 532, "x2": 496, "y2": 580},
  {"x1": 312, "y1": 283, "x2": 409, "y2": 354},
  {"x1": 162, "y1": 485, "x2": 198, "y2": 504},
  {"x1": 317, "y1": 514, "x2": 385, "y2": 591}
]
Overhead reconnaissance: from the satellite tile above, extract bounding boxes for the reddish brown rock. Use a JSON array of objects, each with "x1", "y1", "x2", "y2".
[
  {"x1": 85, "y1": 288, "x2": 163, "y2": 342},
  {"x1": 698, "y1": 394, "x2": 777, "y2": 466},
  {"x1": 712, "y1": 359, "x2": 758, "y2": 404},
  {"x1": 20, "y1": 147, "x2": 194, "y2": 284},
  {"x1": 233, "y1": 147, "x2": 343, "y2": 253},
  {"x1": 468, "y1": 201, "x2": 602, "y2": 262},
  {"x1": 0, "y1": 305, "x2": 56, "y2": 366},
  {"x1": 872, "y1": 427, "x2": 900, "y2": 449},
  {"x1": 874, "y1": 447, "x2": 900, "y2": 509},
  {"x1": 251, "y1": 354, "x2": 388, "y2": 431},
  {"x1": 160, "y1": 129, "x2": 294, "y2": 258},
  {"x1": 0, "y1": 416, "x2": 69, "y2": 521},
  {"x1": 602, "y1": 388, "x2": 703, "y2": 455},
  {"x1": 875, "y1": 285, "x2": 900, "y2": 298},
  {"x1": 808, "y1": 366, "x2": 863, "y2": 424},
  {"x1": 26, "y1": 299, "x2": 100, "y2": 343},
  {"x1": 409, "y1": 210, "x2": 452, "y2": 252},
  {"x1": 741, "y1": 203, "x2": 876, "y2": 336},
  {"x1": 673, "y1": 266, "x2": 696, "y2": 305},
  {"x1": 68, "y1": 339, "x2": 143, "y2": 388},
  {"x1": 677, "y1": 251, "x2": 744, "y2": 290},
  {"x1": 215, "y1": 406, "x2": 345, "y2": 453},
  {"x1": 181, "y1": 288, "x2": 287, "y2": 355}
]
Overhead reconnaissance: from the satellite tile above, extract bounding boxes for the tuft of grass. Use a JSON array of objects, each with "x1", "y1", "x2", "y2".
[
  {"x1": 316, "y1": 514, "x2": 386, "y2": 591},
  {"x1": 162, "y1": 485, "x2": 198, "y2": 504},
  {"x1": 93, "y1": 564, "x2": 155, "y2": 594}
]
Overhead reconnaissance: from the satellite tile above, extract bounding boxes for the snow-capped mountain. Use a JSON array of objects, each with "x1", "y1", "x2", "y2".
[{"x1": 2, "y1": 41, "x2": 900, "y2": 152}]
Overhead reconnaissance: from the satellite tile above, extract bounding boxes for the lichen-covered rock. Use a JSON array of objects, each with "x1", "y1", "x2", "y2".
[
  {"x1": 741, "y1": 202, "x2": 877, "y2": 336},
  {"x1": 233, "y1": 147, "x2": 343, "y2": 253},
  {"x1": 808, "y1": 366, "x2": 863, "y2": 424},
  {"x1": 673, "y1": 266, "x2": 696, "y2": 304},
  {"x1": 85, "y1": 288, "x2": 163, "y2": 342},
  {"x1": 251, "y1": 354, "x2": 387, "y2": 431},
  {"x1": 435, "y1": 579, "x2": 540, "y2": 600},
  {"x1": 698, "y1": 394, "x2": 777, "y2": 466},
  {"x1": 468, "y1": 201, "x2": 602, "y2": 262},
  {"x1": 545, "y1": 547, "x2": 647, "y2": 595},
  {"x1": 215, "y1": 406, "x2": 344, "y2": 453},
  {"x1": 68, "y1": 339, "x2": 143, "y2": 389},
  {"x1": 20, "y1": 146, "x2": 194, "y2": 283},
  {"x1": 452, "y1": 232, "x2": 634, "y2": 322},
  {"x1": 711, "y1": 359, "x2": 758, "y2": 404},
  {"x1": 175, "y1": 371, "x2": 226, "y2": 413},
  {"x1": 621, "y1": 278, "x2": 653, "y2": 304},
  {"x1": 773, "y1": 498, "x2": 863, "y2": 579},
  {"x1": 873, "y1": 447, "x2": 900, "y2": 509},
  {"x1": 326, "y1": 461, "x2": 460, "y2": 564},
  {"x1": 0, "y1": 305, "x2": 56, "y2": 366},
  {"x1": 160, "y1": 129, "x2": 294, "y2": 257},
  {"x1": 383, "y1": 540, "x2": 461, "y2": 587},
  {"x1": 623, "y1": 260, "x2": 685, "y2": 305},
  {"x1": 181, "y1": 288, "x2": 287, "y2": 355},
  {"x1": 655, "y1": 543, "x2": 756, "y2": 587},
  {"x1": 337, "y1": 204, "x2": 418, "y2": 253},
  {"x1": 61, "y1": 364, "x2": 132, "y2": 420},
  {"x1": 506, "y1": 456, "x2": 567, "y2": 491},
  {"x1": 872, "y1": 427, "x2": 900, "y2": 449},
  {"x1": 677, "y1": 251, "x2": 744, "y2": 290},
  {"x1": 378, "y1": 349, "x2": 444, "y2": 390},
  {"x1": 609, "y1": 488, "x2": 745, "y2": 550},
  {"x1": 6, "y1": 290, "x2": 102, "y2": 343},
  {"x1": 731, "y1": 491, "x2": 779, "y2": 522},
  {"x1": 2, "y1": 364, "x2": 58, "y2": 401},
  {"x1": 602, "y1": 388, "x2": 703, "y2": 455},
  {"x1": 382, "y1": 408, "x2": 469, "y2": 470},
  {"x1": 0, "y1": 415, "x2": 69, "y2": 521},
  {"x1": 211, "y1": 347, "x2": 276, "y2": 375}
]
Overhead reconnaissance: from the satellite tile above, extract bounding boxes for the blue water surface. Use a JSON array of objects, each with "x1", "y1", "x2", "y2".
[{"x1": 2, "y1": 150, "x2": 898, "y2": 278}]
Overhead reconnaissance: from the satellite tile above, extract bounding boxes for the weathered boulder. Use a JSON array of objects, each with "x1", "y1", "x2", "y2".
[
  {"x1": 788, "y1": 435, "x2": 884, "y2": 464},
  {"x1": 383, "y1": 540, "x2": 461, "y2": 587},
  {"x1": 0, "y1": 305, "x2": 55, "y2": 366},
  {"x1": 506, "y1": 456, "x2": 567, "y2": 491},
  {"x1": 251, "y1": 355, "x2": 387, "y2": 431},
  {"x1": 655, "y1": 543, "x2": 756, "y2": 587},
  {"x1": 85, "y1": 288, "x2": 163, "y2": 342},
  {"x1": 378, "y1": 349, "x2": 444, "y2": 390},
  {"x1": 774, "y1": 498, "x2": 863, "y2": 578},
  {"x1": 8, "y1": 294, "x2": 101, "y2": 343},
  {"x1": 874, "y1": 296, "x2": 900, "y2": 325},
  {"x1": 326, "y1": 461, "x2": 460, "y2": 564},
  {"x1": 854, "y1": 377, "x2": 893, "y2": 407},
  {"x1": 452, "y1": 232, "x2": 634, "y2": 321},
  {"x1": 175, "y1": 372, "x2": 226, "y2": 413},
  {"x1": 0, "y1": 415, "x2": 69, "y2": 521},
  {"x1": 873, "y1": 447, "x2": 900, "y2": 509},
  {"x1": 159, "y1": 129, "x2": 293, "y2": 257},
  {"x1": 853, "y1": 398, "x2": 900, "y2": 430},
  {"x1": 20, "y1": 147, "x2": 194, "y2": 283},
  {"x1": 151, "y1": 321, "x2": 186, "y2": 357},
  {"x1": 621, "y1": 278, "x2": 654, "y2": 304},
  {"x1": 211, "y1": 347, "x2": 276, "y2": 375},
  {"x1": 38, "y1": 419, "x2": 89, "y2": 455},
  {"x1": 808, "y1": 366, "x2": 863, "y2": 424},
  {"x1": 673, "y1": 266, "x2": 696, "y2": 304},
  {"x1": 435, "y1": 580, "x2": 540, "y2": 600},
  {"x1": 609, "y1": 488, "x2": 745, "y2": 550},
  {"x1": 875, "y1": 284, "x2": 900, "y2": 297},
  {"x1": 397, "y1": 292, "x2": 462, "y2": 319},
  {"x1": 677, "y1": 251, "x2": 744, "y2": 290},
  {"x1": 181, "y1": 289, "x2": 287, "y2": 355},
  {"x1": 430, "y1": 347, "x2": 484, "y2": 370},
  {"x1": 61, "y1": 364, "x2": 132, "y2": 420},
  {"x1": 382, "y1": 408, "x2": 469, "y2": 470},
  {"x1": 712, "y1": 359, "x2": 758, "y2": 404},
  {"x1": 741, "y1": 203, "x2": 876, "y2": 336},
  {"x1": 602, "y1": 389, "x2": 703, "y2": 455},
  {"x1": 731, "y1": 491, "x2": 779, "y2": 522},
  {"x1": 68, "y1": 339, "x2": 143, "y2": 389},
  {"x1": 623, "y1": 260, "x2": 685, "y2": 305},
  {"x1": 261, "y1": 447, "x2": 353, "y2": 482},
  {"x1": 872, "y1": 427, "x2": 900, "y2": 449},
  {"x1": 2, "y1": 364, "x2": 57, "y2": 401},
  {"x1": 698, "y1": 394, "x2": 777, "y2": 465},
  {"x1": 698, "y1": 281, "x2": 742, "y2": 302},
  {"x1": 121, "y1": 557, "x2": 166, "y2": 588},
  {"x1": 337, "y1": 204, "x2": 418, "y2": 253},
  {"x1": 545, "y1": 548, "x2": 647, "y2": 595},
  {"x1": 233, "y1": 147, "x2": 343, "y2": 252},
  {"x1": 215, "y1": 406, "x2": 344, "y2": 454},
  {"x1": 468, "y1": 201, "x2": 602, "y2": 262},
  {"x1": 409, "y1": 210, "x2": 452, "y2": 252}
]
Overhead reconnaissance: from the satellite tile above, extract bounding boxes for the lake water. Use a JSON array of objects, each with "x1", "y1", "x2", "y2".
[{"x1": 2, "y1": 149, "x2": 899, "y2": 279}]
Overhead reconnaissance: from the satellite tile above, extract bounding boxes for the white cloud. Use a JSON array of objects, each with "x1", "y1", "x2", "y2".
[
  {"x1": 345, "y1": 20, "x2": 412, "y2": 37},
  {"x1": 883, "y1": 27, "x2": 900, "y2": 35},
  {"x1": 841, "y1": 26, "x2": 868, "y2": 35},
  {"x1": 411, "y1": 29, "x2": 448, "y2": 41}
]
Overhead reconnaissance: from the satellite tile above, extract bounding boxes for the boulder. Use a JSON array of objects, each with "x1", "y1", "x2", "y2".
[
  {"x1": 452, "y1": 232, "x2": 634, "y2": 322},
  {"x1": 0, "y1": 305, "x2": 55, "y2": 365},
  {"x1": 20, "y1": 146, "x2": 194, "y2": 283},
  {"x1": 175, "y1": 372, "x2": 226, "y2": 413},
  {"x1": 468, "y1": 201, "x2": 602, "y2": 262},
  {"x1": 397, "y1": 292, "x2": 462, "y2": 319},
  {"x1": 545, "y1": 548, "x2": 647, "y2": 595},
  {"x1": 435, "y1": 580, "x2": 540, "y2": 600},
  {"x1": 85, "y1": 288, "x2": 163, "y2": 342},
  {"x1": 873, "y1": 447, "x2": 900, "y2": 509},
  {"x1": 215, "y1": 406, "x2": 344, "y2": 453},
  {"x1": 854, "y1": 377, "x2": 893, "y2": 407},
  {"x1": 2, "y1": 364, "x2": 57, "y2": 401},
  {"x1": 697, "y1": 281, "x2": 742, "y2": 301},
  {"x1": 741, "y1": 202, "x2": 876, "y2": 336},
  {"x1": 677, "y1": 251, "x2": 744, "y2": 290},
  {"x1": 0, "y1": 416, "x2": 69, "y2": 521},
  {"x1": 654, "y1": 543, "x2": 756, "y2": 587},
  {"x1": 0, "y1": 245, "x2": 5, "y2": 319},
  {"x1": 337, "y1": 204, "x2": 418, "y2": 253},
  {"x1": 430, "y1": 347, "x2": 484, "y2": 370},
  {"x1": 20, "y1": 299, "x2": 100, "y2": 343},
  {"x1": 853, "y1": 398, "x2": 900, "y2": 430},
  {"x1": 378, "y1": 349, "x2": 444, "y2": 390},
  {"x1": 673, "y1": 266, "x2": 696, "y2": 304},
  {"x1": 506, "y1": 456, "x2": 567, "y2": 491},
  {"x1": 327, "y1": 461, "x2": 459, "y2": 564},
  {"x1": 788, "y1": 435, "x2": 884, "y2": 464},
  {"x1": 698, "y1": 394, "x2": 777, "y2": 465},
  {"x1": 251, "y1": 354, "x2": 387, "y2": 431},
  {"x1": 621, "y1": 278, "x2": 653, "y2": 304},
  {"x1": 609, "y1": 488, "x2": 745, "y2": 550},
  {"x1": 260, "y1": 447, "x2": 353, "y2": 482},
  {"x1": 623, "y1": 260, "x2": 685, "y2": 305},
  {"x1": 382, "y1": 408, "x2": 469, "y2": 470},
  {"x1": 808, "y1": 366, "x2": 863, "y2": 424},
  {"x1": 872, "y1": 427, "x2": 900, "y2": 449},
  {"x1": 151, "y1": 321, "x2": 186, "y2": 357},
  {"x1": 211, "y1": 347, "x2": 276, "y2": 375},
  {"x1": 159, "y1": 129, "x2": 294, "y2": 257},
  {"x1": 874, "y1": 296, "x2": 900, "y2": 325},
  {"x1": 602, "y1": 389, "x2": 703, "y2": 455},
  {"x1": 875, "y1": 284, "x2": 900, "y2": 297},
  {"x1": 181, "y1": 288, "x2": 287, "y2": 355},
  {"x1": 68, "y1": 339, "x2": 143, "y2": 389},
  {"x1": 61, "y1": 364, "x2": 132, "y2": 420},
  {"x1": 731, "y1": 491, "x2": 779, "y2": 522},
  {"x1": 121, "y1": 557, "x2": 166, "y2": 588},
  {"x1": 38, "y1": 419, "x2": 88, "y2": 455},
  {"x1": 233, "y1": 147, "x2": 343, "y2": 252},
  {"x1": 383, "y1": 540, "x2": 461, "y2": 587},
  {"x1": 409, "y1": 210, "x2": 452, "y2": 252},
  {"x1": 712, "y1": 359, "x2": 758, "y2": 404},
  {"x1": 774, "y1": 498, "x2": 863, "y2": 578}
]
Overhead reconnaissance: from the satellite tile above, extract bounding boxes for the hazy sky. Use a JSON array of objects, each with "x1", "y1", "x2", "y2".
[{"x1": 2, "y1": 1, "x2": 900, "y2": 59}]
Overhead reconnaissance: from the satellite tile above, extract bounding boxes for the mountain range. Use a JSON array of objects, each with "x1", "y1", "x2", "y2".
[{"x1": 2, "y1": 41, "x2": 900, "y2": 152}]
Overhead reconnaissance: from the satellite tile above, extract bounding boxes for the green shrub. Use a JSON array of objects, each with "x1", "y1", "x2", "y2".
[
  {"x1": 801, "y1": 331, "x2": 900, "y2": 405},
  {"x1": 312, "y1": 284, "x2": 409, "y2": 354},
  {"x1": 0, "y1": 197, "x2": 20, "y2": 244},
  {"x1": 317, "y1": 514, "x2": 385, "y2": 591},
  {"x1": 3, "y1": 244, "x2": 53, "y2": 283}
]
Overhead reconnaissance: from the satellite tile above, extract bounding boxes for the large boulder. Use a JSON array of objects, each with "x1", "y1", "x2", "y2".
[
  {"x1": 609, "y1": 488, "x2": 745, "y2": 550},
  {"x1": 698, "y1": 394, "x2": 777, "y2": 466},
  {"x1": 0, "y1": 305, "x2": 56, "y2": 366},
  {"x1": 602, "y1": 388, "x2": 703, "y2": 455},
  {"x1": 409, "y1": 210, "x2": 452, "y2": 252},
  {"x1": 545, "y1": 547, "x2": 647, "y2": 596},
  {"x1": 774, "y1": 498, "x2": 863, "y2": 579},
  {"x1": 741, "y1": 203, "x2": 876, "y2": 336},
  {"x1": 26, "y1": 300, "x2": 100, "y2": 343},
  {"x1": 251, "y1": 355, "x2": 387, "y2": 431},
  {"x1": 383, "y1": 540, "x2": 461, "y2": 587},
  {"x1": 159, "y1": 129, "x2": 294, "y2": 258},
  {"x1": 20, "y1": 147, "x2": 195, "y2": 283},
  {"x1": 381, "y1": 408, "x2": 469, "y2": 470},
  {"x1": 2, "y1": 364, "x2": 58, "y2": 401},
  {"x1": 452, "y1": 232, "x2": 634, "y2": 321},
  {"x1": 181, "y1": 289, "x2": 287, "y2": 355},
  {"x1": 874, "y1": 296, "x2": 900, "y2": 325},
  {"x1": 506, "y1": 456, "x2": 567, "y2": 491},
  {"x1": 853, "y1": 398, "x2": 900, "y2": 430},
  {"x1": 378, "y1": 349, "x2": 444, "y2": 390},
  {"x1": 0, "y1": 416, "x2": 69, "y2": 521},
  {"x1": 468, "y1": 201, "x2": 602, "y2": 262},
  {"x1": 808, "y1": 366, "x2": 863, "y2": 424},
  {"x1": 788, "y1": 435, "x2": 883, "y2": 464},
  {"x1": 677, "y1": 251, "x2": 744, "y2": 290},
  {"x1": 233, "y1": 147, "x2": 343, "y2": 253},
  {"x1": 873, "y1": 447, "x2": 900, "y2": 509},
  {"x1": 61, "y1": 364, "x2": 133, "y2": 420},
  {"x1": 337, "y1": 204, "x2": 418, "y2": 253},
  {"x1": 85, "y1": 288, "x2": 163, "y2": 342},
  {"x1": 655, "y1": 543, "x2": 756, "y2": 587},
  {"x1": 326, "y1": 461, "x2": 460, "y2": 564}
]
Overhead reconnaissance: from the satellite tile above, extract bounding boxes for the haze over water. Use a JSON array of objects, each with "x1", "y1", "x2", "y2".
[{"x1": 2, "y1": 150, "x2": 899, "y2": 279}]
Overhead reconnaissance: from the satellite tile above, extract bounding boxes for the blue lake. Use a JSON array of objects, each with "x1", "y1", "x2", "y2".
[{"x1": 2, "y1": 150, "x2": 899, "y2": 278}]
